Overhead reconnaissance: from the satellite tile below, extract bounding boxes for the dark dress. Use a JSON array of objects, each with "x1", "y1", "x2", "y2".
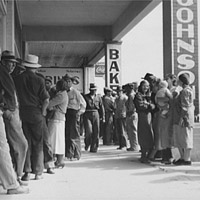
[{"x1": 134, "y1": 92, "x2": 154, "y2": 157}]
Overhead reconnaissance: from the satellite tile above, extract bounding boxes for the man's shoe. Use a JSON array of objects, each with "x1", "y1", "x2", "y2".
[
  {"x1": 55, "y1": 162, "x2": 65, "y2": 169},
  {"x1": 47, "y1": 168, "x2": 55, "y2": 174},
  {"x1": 85, "y1": 146, "x2": 89, "y2": 151},
  {"x1": 17, "y1": 177, "x2": 29, "y2": 186},
  {"x1": 173, "y1": 159, "x2": 184, "y2": 165},
  {"x1": 127, "y1": 147, "x2": 138, "y2": 151},
  {"x1": 183, "y1": 160, "x2": 192, "y2": 165},
  {"x1": 7, "y1": 186, "x2": 29, "y2": 195},
  {"x1": 21, "y1": 173, "x2": 30, "y2": 181},
  {"x1": 35, "y1": 174, "x2": 43, "y2": 180}
]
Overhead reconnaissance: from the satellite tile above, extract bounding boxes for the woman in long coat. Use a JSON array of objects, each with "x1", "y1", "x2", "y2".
[
  {"x1": 47, "y1": 79, "x2": 69, "y2": 168},
  {"x1": 173, "y1": 73, "x2": 194, "y2": 165},
  {"x1": 134, "y1": 80, "x2": 155, "y2": 163}
]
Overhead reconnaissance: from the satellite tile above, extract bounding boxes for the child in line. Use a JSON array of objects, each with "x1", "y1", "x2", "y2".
[{"x1": 155, "y1": 80, "x2": 173, "y2": 118}]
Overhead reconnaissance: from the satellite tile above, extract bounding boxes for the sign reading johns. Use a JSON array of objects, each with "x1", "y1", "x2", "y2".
[
  {"x1": 106, "y1": 43, "x2": 121, "y2": 91},
  {"x1": 172, "y1": 0, "x2": 199, "y2": 114}
]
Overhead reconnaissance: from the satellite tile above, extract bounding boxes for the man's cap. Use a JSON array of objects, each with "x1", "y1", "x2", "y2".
[{"x1": 89, "y1": 83, "x2": 97, "y2": 90}]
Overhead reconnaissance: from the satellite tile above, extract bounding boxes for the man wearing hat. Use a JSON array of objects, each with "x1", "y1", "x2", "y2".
[
  {"x1": 0, "y1": 50, "x2": 29, "y2": 194},
  {"x1": 0, "y1": 50, "x2": 29, "y2": 186},
  {"x1": 14, "y1": 54, "x2": 50, "y2": 180},
  {"x1": 102, "y1": 87, "x2": 115, "y2": 145},
  {"x1": 63, "y1": 74, "x2": 86, "y2": 160},
  {"x1": 83, "y1": 83, "x2": 105, "y2": 152}
]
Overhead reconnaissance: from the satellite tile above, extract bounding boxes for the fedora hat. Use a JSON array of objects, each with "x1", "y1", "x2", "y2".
[
  {"x1": 22, "y1": 54, "x2": 41, "y2": 68},
  {"x1": 89, "y1": 83, "x2": 97, "y2": 90},
  {"x1": 63, "y1": 74, "x2": 80, "y2": 85},
  {"x1": 1, "y1": 50, "x2": 18, "y2": 63}
]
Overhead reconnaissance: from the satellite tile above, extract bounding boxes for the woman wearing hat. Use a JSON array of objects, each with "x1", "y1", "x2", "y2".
[{"x1": 173, "y1": 73, "x2": 194, "y2": 165}]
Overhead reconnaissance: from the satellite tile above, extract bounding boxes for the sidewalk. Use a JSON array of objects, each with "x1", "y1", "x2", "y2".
[{"x1": 1, "y1": 140, "x2": 200, "y2": 200}]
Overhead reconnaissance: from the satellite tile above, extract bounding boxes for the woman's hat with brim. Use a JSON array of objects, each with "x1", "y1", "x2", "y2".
[
  {"x1": 63, "y1": 74, "x2": 80, "y2": 85},
  {"x1": 1, "y1": 50, "x2": 18, "y2": 63},
  {"x1": 22, "y1": 54, "x2": 41, "y2": 68},
  {"x1": 89, "y1": 83, "x2": 97, "y2": 90}
]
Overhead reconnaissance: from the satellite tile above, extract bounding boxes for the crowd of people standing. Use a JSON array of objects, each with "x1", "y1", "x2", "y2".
[{"x1": 0, "y1": 50, "x2": 195, "y2": 195}]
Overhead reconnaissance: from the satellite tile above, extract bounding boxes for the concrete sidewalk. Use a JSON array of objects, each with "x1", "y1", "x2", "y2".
[{"x1": 1, "y1": 141, "x2": 200, "y2": 200}]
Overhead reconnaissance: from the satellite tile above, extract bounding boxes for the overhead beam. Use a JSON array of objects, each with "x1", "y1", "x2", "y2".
[
  {"x1": 112, "y1": 0, "x2": 162, "y2": 41},
  {"x1": 22, "y1": 25, "x2": 112, "y2": 42},
  {"x1": 87, "y1": 43, "x2": 105, "y2": 66}
]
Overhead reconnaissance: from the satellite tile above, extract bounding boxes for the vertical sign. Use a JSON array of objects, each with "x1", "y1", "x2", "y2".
[
  {"x1": 172, "y1": 0, "x2": 199, "y2": 114},
  {"x1": 106, "y1": 43, "x2": 121, "y2": 91}
]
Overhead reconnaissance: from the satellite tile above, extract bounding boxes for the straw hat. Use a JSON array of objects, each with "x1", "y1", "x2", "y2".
[{"x1": 22, "y1": 54, "x2": 41, "y2": 68}]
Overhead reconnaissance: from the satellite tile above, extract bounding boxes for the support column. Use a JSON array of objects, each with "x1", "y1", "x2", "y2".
[
  {"x1": 105, "y1": 42, "x2": 122, "y2": 91},
  {"x1": 84, "y1": 66, "x2": 95, "y2": 93},
  {"x1": 5, "y1": 0, "x2": 15, "y2": 52},
  {"x1": 162, "y1": 0, "x2": 172, "y2": 76}
]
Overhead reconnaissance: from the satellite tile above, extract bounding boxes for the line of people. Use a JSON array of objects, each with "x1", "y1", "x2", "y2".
[
  {"x1": 0, "y1": 51, "x2": 87, "y2": 195},
  {"x1": 0, "y1": 50, "x2": 195, "y2": 195},
  {"x1": 92, "y1": 72, "x2": 194, "y2": 166}
]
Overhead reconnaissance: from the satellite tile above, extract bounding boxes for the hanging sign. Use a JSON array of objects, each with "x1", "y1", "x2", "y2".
[{"x1": 106, "y1": 43, "x2": 122, "y2": 91}]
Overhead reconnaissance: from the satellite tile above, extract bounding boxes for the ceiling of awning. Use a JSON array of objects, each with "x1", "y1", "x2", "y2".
[{"x1": 16, "y1": 0, "x2": 161, "y2": 68}]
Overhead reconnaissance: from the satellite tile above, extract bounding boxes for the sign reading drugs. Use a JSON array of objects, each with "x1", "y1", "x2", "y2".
[
  {"x1": 106, "y1": 43, "x2": 121, "y2": 91},
  {"x1": 37, "y1": 67, "x2": 83, "y2": 93},
  {"x1": 172, "y1": 0, "x2": 199, "y2": 114}
]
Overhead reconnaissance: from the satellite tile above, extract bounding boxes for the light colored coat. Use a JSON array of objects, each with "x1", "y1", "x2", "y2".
[{"x1": 48, "y1": 90, "x2": 69, "y2": 121}]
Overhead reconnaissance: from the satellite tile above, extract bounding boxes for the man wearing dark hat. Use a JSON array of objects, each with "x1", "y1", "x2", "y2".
[
  {"x1": 0, "y1": 50, "x2": 29, "y2": 187},
  {"x1": 102, "y1": 87, "x2": 115, "y2": 145},
  {"x1": 63, "y1": 74, "x2": 86, "y2": 160},
  {"x1": 0, "y1": 50, "x2": 29, "y2": 194},
  {"x1": 83, "y1": 83, "x2": 105, "y2": 152},
  {"x1": 14, "y1": 54, "x2": 50, "y2": 181}
]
